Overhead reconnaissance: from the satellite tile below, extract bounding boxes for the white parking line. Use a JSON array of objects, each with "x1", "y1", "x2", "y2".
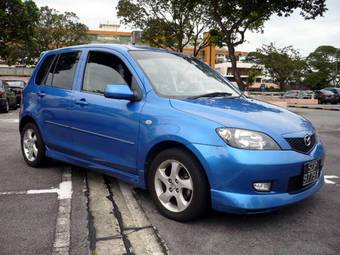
[
  {"x1": 324, "y1": 175, "x2": 339, "y2": 185},
  {"x1": 0, "y1": 168, "x2": 73, "y2": 255},
  {"x1": 52, "y1": 169, "x2": 72, "y2": 255}
]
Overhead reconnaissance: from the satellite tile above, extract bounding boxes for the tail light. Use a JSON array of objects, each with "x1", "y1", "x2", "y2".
[{"x1": 0, "y1": 91, "x2": 5, "y2": 98}]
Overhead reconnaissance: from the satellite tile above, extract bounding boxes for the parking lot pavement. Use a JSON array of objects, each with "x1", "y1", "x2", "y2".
[
  {"x1": 0, "y1": 109, "x2": 165, "y2": 255},
  {"x1": 135, "y1": 108, "x2": 340, "y2": 255},
  {"x1": 1, "y1": 108, "x2": 340, "y2": 255},
  {"x1": 0, "y1": 110, "x2": 89, "y2": 255}
]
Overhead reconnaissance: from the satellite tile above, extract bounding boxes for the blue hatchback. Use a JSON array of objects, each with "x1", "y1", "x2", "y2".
[{"x1": 20, "y1": 44, "x2": 324, "y2": 221}]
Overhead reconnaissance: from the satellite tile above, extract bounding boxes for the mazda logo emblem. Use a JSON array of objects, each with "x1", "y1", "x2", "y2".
[{"x1": 304, "y1": 134, "x2": 312, "y2": 147}]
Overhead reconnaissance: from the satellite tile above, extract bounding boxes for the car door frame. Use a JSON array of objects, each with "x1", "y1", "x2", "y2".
[
  {"x1": 72, "y1": 46, "x2": 147, "y2": 176},
  {"x1": 36, "y1": 49, "x2": 84, "y2": 154}
]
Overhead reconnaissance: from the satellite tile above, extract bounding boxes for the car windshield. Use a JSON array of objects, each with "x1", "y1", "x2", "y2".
[
  {"x1": 130, "y1": 50, "x2": 240, "y2": 98},
  {"x1": 6, "y1": 80, "x2": 25, "y2": 88}
]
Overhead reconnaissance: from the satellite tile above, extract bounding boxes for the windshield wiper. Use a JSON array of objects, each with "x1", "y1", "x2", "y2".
[{"x1": 188, "y1": 92, "x2": 233, "y2": 99}]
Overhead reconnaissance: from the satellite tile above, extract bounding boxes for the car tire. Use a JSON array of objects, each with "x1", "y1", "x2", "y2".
[
  {"x1": 4, "y1": 100, "x2": 10, "y2": 113},
  {"x1": 11, "y1": 102, "x2": 17, "y2": 110},
  {"x1": 148, "y1": 148, "x2": 210, "y2": 222},
  {"x1": 20, "y1": 122, "x2": 46, "y2": 167}
]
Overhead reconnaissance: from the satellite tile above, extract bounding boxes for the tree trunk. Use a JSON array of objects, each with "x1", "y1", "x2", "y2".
[
  {"x1": 227, "y1": 44, "x2": 245, "y2": 90},
  {"x1": 279, "y1": 81, "x2": 286, "y2": 91}
]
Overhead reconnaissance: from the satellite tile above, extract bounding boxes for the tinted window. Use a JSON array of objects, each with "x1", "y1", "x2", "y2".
[
  {"x1": 82, "y1": 51, "x2": 132, "y2": 94},
  {"x1": 35, "y1": 54, "x2": 55, "y2": 85},
  {"x1": 45, "y1": 56, "x2": 58, "y2": 86},
  {"x1": 51, "y1": 52, "x2": 81, "y2": 90}
]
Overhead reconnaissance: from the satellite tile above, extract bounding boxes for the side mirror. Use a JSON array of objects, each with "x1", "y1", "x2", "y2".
[{"x1": 104, "y1": 84, "x2": 135, "y2": 100}]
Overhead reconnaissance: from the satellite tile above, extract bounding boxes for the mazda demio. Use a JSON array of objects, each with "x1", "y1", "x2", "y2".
[{"x1": 20, "y1": 45, "x2": 324, "y2": 221}]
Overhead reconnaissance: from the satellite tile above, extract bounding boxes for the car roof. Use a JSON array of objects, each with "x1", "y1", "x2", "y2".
[{"x1": 44, "y1": 44, "x2": 167, "y2": 55}]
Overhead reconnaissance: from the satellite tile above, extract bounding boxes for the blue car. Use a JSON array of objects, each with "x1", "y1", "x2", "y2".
[{"x1": 20, "y1": 45, "x2": 324, "y2": 221}]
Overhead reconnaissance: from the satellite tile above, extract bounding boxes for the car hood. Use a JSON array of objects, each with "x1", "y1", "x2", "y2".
[{"x1": 170, "y1": 97, "x2": 314, "y2": 136}]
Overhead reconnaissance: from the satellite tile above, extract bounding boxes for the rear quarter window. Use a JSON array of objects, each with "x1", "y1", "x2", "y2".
[{"x1": 35, "y1": 54, "x2": 56, "y2": 85}]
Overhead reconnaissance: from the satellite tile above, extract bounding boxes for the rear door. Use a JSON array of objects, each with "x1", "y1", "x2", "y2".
[{"x1": 36, "y1": 50, "x2": 82, "y2": 154}]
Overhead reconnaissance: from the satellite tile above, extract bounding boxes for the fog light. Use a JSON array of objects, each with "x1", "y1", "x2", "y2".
[{"x1": 253, "y1": 182, "x2": 272, "y2": 192}]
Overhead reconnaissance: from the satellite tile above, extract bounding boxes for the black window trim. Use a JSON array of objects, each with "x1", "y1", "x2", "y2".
[
  {"x1": 44, "y1": 54, "x2": 59, "y2": 87},
  {"x1": 35, "y1": 53, "x2": 57, "y2": 86},
  {"x1": 37, "y1": 50, "x2": 82, "y2": 91},
  {"x1": 80, "y1": 49, "x2": 143, "y2": 99}
]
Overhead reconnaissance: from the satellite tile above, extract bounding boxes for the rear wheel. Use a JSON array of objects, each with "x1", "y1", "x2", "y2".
[
  {"x1": 21, "y1": 123, "x2": 46, "y2": 167},
  {"x1": 11, "y1": 101, "x2": 17, "y2": 110},
  {"x1": 148, "y1": 148, "x2": 210, "y2": 221},
  {"x1": 4, "y1": 100, "x2": 9, "y2": 113}
]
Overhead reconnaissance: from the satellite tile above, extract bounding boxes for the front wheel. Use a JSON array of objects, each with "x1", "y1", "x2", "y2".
[
  {"x1": 21, "y1": 123, "x2": 46, "y2": 167},
  {"x1": 148, "y1": 148, "x2": 210, "y2": 221}
]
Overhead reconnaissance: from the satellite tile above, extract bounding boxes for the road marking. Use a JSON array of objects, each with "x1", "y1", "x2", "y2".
[
  {"x1": 52, "y1": 169, "x2": 72, "y2": 255},
  {"x1": 0, "y1": 118, "x2": 19, "y2": 123},
  {"x1": 324, "y1": 175, "x2": 339, "y2": 185}
]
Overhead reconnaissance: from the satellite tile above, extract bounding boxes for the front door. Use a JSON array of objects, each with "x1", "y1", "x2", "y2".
[{"x1": 72, "y1": 50, "x2": 144, "y2": 174}]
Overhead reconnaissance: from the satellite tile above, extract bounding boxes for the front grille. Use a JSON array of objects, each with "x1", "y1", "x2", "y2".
[{"x1": 285, "y1": 134, "x2": 316, "y2": 154}]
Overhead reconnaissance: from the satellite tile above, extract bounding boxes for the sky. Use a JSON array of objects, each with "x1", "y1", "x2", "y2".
[{"x1": 33, "y1": 0, "x2": 340, "y2": 56}]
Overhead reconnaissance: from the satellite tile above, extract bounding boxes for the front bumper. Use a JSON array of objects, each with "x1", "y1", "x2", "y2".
[{"x1": 189, "y1": 141, "x2": 325, "y2": 214}]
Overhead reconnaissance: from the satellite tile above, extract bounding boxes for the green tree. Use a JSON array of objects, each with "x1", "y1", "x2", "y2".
[
  {"x1": 206, "y1": 0, "x2": 327, "y2": 89},
  {"x1": 246, "y1": 68, "x2": 262, "y2": 88},
  {"x1": 0, "y1": 0, "x2": 39, "y2": 65},
  {"x1": 248, "y1": 43, "x2": 306, "y2": 90},
  {"x1": 117, "y1": 0, "x2": 213, "y2": 56},
  {"x1": 304, "y1": 46, "x2": 340, "y2": 89},
  {"x1": 32, "y1": 6, "x2": 89, "y2": 55}
]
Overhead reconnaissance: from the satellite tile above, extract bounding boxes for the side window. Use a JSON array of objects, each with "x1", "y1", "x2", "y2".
[
  {"x1": 51, "y1": 51, "x2": 81, "y2": 90},
  {"x1": 82, "y1": 51, "x2": 132, "y2": 94},
  {"x1": 45, "y1": 55, "x2": 58, "y2": 86},
  {"x1": 35, "y1": 54, "x2": 55, "y2": 85}
]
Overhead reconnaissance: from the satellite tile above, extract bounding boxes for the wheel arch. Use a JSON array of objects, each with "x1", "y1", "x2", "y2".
[
  {"x1": 19, "y1": 115, "x2": 39, "y2": 133},
  {"x1": 143, "y1": 140, "x2": 211, "y2": 191}
]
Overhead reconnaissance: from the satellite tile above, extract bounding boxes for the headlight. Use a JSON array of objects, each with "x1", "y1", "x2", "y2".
[{"x1": 216, "y1": 128, "x2": 280, "y2": 150}]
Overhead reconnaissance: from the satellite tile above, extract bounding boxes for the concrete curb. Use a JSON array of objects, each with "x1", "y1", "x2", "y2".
[
  {"x1": 288, "y1": 105, "x2": 340, "y2": 111},
  {"x1": 87, "y1": 172, "x2": 168, "y2": 255},
  {"x1": 108, "y1": 178, "x2": 168, "y2": 255}
]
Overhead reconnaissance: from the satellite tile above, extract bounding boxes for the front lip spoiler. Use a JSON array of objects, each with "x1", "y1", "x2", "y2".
[{"x1": 211, "y1": 175, "x2": 324, "y2": 214}]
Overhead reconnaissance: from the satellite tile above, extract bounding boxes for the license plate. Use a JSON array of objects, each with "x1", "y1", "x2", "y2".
[{"x1": 303, "y1": 160, "x2": 320, "y2": 186}]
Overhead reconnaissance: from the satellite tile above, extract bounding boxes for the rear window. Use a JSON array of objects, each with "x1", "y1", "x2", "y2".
[{"x1": 6, "y1": 81, "x2": 25, "y2": 88}]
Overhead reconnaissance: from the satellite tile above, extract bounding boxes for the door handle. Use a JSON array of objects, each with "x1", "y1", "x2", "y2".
[
  {"x1": 37, "y1": 91, "x2": 46, "y2": 97},
  {"x1": 75, "y1": 98, "x2": 88, "y2": 106}
]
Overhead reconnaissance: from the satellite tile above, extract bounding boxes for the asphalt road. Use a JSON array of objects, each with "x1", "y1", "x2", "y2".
[
  {"x1": 136, "y1": 108, "x2": 340, "y2": 255},
  {"x1": 0, "y1": 110, "x2": 89, "y2": 255}
]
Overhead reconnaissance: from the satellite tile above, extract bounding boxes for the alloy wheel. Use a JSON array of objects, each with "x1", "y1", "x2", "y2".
[
  {"x1": 154, "y1": 160, "x2": 193, "y2": 213},
  {"x1": 23, "y1": 128, "x2": 38, "y2": 162}
]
